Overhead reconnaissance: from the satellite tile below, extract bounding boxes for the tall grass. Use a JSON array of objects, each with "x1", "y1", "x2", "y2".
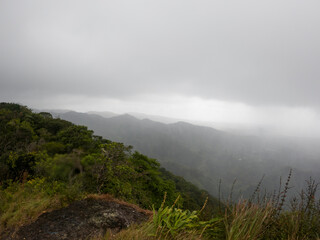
[
  {"x1": 4, "y1": 169, "x2": 320, "y2": 240},
  {"x1": 111, "y1": 170, "x2": 320, "y2": 240},
  {"x1": 224, "y1": 201, "x2": 273, "y2": 240},
  {"x1": 0, "y1": 178, "x2": 84, "y2": 232}
]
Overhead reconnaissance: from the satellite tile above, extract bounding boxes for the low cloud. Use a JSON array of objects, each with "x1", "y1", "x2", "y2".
[{"x1": 1, "y1": 0, "x2": 320, "y2": 137}]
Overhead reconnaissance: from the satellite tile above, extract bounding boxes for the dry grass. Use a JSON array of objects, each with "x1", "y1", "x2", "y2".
[
  {"x1": 90, "y1": 222, "x2": 204, "y2": 240},
  {"x1": 113, "y1": 224, "x2": 203, "y2": 240},
  {"x1": 0, "y1": 185, "x2": 61, "y2": 232},
  {"x1": 224, "y1": 201, "x2": 273, "y2": 240},
  {"x1": 87, "y1": 194, "x2": 153, "y2": 216},
  {"x1": 5, "y1": 170, "x2": 320, "y2": 240},
  {"x1": 0, "y1": 178, "x2": 84, "y2": 233}
]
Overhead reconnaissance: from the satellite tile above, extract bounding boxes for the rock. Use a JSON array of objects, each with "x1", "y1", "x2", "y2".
[{"x1": 4, "y1": 197, "x2": 151, "y2": 240}]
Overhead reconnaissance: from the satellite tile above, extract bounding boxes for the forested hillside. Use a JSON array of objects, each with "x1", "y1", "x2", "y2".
[
  {"x1": 0, "y1": 103, "x2": 218, "y2": 233},
  {"x1": 3, "y1": 103, "x2": 320, "y2": 239},
  {"x1": 55, "y1": 110, "x2": 320, "y2": 199}
]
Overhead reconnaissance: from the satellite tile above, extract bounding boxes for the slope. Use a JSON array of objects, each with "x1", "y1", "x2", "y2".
[
  {"x1": 0, "y1": 103, "x2": 219, "y2": 234},
  {"x1": 56, "y1": 111, "x2": 320, "y2": 199}
]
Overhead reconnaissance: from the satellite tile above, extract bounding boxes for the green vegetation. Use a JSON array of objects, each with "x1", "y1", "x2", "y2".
[
  {"x1": 113, "y1": 197, "x2": 223, "y2": 240},
  {"x1": 0, "y1": 103, "x2": 217, "y2": 232},
  {"x1": 101, "y1": 176, "x2": 320, "y2": 240},
  {"x1": 2, "y1": 102, "x2": 320, "y2": 239},
  {"x1": 58, "y1": 110, "x2": 320, "y2": 202}
]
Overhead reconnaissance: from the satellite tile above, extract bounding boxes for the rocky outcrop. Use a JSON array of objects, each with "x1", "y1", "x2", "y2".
[{"x1": 5, "y1": 196, "x2": 151, "y2": 240}]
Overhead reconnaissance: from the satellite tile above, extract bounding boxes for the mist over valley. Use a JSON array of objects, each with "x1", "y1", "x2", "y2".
[{"x1": 48, "y1": 109, "x2": 320, "y2": 200}]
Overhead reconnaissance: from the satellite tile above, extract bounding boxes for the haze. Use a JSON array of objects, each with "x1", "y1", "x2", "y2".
[{"x1": 1, "y1": 0, "x2": 320, "y2": 137}]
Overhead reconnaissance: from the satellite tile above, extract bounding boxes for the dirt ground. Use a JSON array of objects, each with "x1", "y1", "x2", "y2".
[{"x1": 2, "y1": 196, "x2": 151, "y2": 240}]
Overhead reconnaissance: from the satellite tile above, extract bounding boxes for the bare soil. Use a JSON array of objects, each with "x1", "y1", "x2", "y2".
[{"x1": 2, "y1": 196, "x2": 151, "y2": 240}]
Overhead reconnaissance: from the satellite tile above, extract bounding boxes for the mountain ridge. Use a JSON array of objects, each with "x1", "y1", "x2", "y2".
[{"x1": 54, "y1": 110, "x2": 320, "y2": 199}]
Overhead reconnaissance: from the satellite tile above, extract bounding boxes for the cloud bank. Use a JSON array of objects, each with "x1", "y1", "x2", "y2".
[{"x1": 1, "y1": 0, "x2": 320, "y2": 136}]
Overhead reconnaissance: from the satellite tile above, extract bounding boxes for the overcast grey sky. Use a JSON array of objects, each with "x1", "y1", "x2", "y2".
[{"x1": 1, "y1": 0, "x2": 320, "y2": 137}]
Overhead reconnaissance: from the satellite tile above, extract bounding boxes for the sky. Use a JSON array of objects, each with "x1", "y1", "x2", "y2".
[{"x1": 1, "y1": 0, "x2": 320, "y2": 137}]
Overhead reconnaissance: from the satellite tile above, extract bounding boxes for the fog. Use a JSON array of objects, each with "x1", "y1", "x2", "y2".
[{"x1": 1, "y1": 0, "x2": 320, "y2": 138}]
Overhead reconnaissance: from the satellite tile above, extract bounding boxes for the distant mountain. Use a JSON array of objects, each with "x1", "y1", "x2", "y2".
[
  {"x1": 56, "y1": 111, "x2": 320, "y2": 199},
  {"x1": 128, "y1": 112, "x2": 182, "y2": 124},
  {"x1": 87, "y1": 111, "x2": 118, "y2": 118},
  {"x1": 89, "y1": 110, "x2": 183, "y2": 124}
]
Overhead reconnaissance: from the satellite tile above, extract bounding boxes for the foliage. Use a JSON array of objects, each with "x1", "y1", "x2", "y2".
[
  {"x1": 148, "y1": 195, "x2": 221, "y2": 239},
  {"x1": 160, "y1": 168, "x2": 220, "y2": 219},
  {"x1": 0, "y1": 102, "x2": 216, "y2": 233},
  {"x1": 108, "y1": 195, "x2": 223, "y2": 240},
  {"x1": 101, "y1": 171, "x2": 320, "y2": 240},
  {"x1": 5, "y1": 103, "x2": 320, "y2": 240},
  {"x1": 0, "y1": 178, "x2": 83, "y2": 230}
]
